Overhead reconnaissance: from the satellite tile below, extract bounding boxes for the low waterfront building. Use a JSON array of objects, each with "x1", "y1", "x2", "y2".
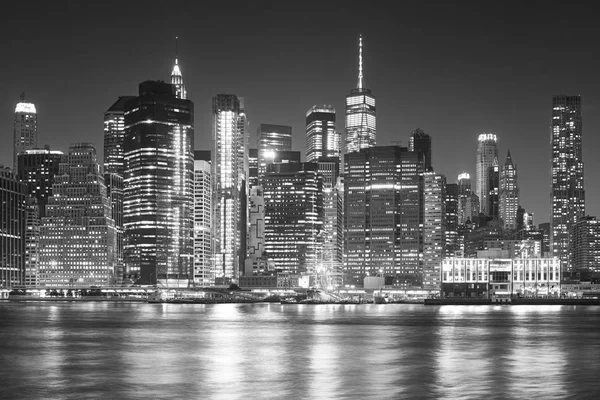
[{"x1": 441, "y1": 256, "x2": 561, "y2": 298}]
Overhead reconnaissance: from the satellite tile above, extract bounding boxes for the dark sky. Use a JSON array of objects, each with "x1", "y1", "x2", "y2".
[{"x1": 1, "y1": 1, "x2": 599, "y2": 224}]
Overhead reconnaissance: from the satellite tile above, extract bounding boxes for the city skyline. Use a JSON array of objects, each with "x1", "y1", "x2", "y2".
[{"x1": 1, "y1": 2, "x2": 600, "y2": 223}]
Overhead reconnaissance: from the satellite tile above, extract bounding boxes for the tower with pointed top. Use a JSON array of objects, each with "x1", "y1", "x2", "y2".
[
  {"x1": 476, "y1": 133, "x2": 498, "y2": 216},
  {"x1": 13, "y1": 93, "x2": 38, "y2": 170},
  {"x1": 499, "y1": 150, "x2": 519, "y2": 229},
  {"x1": 344, "y1": 35, "x2": 376, "y2": 156},
  {"x1": 171, "y1": 37, "x2": 187, "y2": 100}
]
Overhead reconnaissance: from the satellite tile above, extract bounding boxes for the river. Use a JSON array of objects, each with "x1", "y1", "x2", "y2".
[{"x1": 1, "y1": 302, "x2": 599, "y2": 399}]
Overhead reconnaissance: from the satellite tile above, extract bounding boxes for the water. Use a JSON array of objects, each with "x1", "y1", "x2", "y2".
[{"x1": 1, "y1": 302, "x2": 599, "y2": 399}]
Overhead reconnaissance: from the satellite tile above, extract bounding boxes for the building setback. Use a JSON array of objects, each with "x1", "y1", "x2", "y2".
[
  {"x1": 38, "y1": 143, "x2": 118, "y2": 287},
  {"x1": 123, "y1": 81, "x2": 194, "y2": 285}
]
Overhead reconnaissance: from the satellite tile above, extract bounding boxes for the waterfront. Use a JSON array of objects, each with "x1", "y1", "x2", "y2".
[{"x1": 1, "y1": 302, "x2": 599, "y2": 399}]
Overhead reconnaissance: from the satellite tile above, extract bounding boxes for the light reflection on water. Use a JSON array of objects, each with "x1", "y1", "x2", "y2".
[{"x1": 1, "y1": 302, "x2": 599, "y2": 399}]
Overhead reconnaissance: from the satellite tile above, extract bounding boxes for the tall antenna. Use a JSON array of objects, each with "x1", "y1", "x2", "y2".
[
  {"x1": 358, "y1": 34, "x2": 363, "y2": 89},
  {"x1": 175, "y1": 36, "x2": 179, "y2": 64}
]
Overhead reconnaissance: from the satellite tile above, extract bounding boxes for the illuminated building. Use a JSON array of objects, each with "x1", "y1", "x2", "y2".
[
  {"x1": 13, "y1": 93, "x2": 37, "y2": 170},
  {"x1": 441, "y1": 256, "x2": 561, "y2": 298},
  {"x1": 570, "y1": 216, "x2": 600, "y2": 274},
  {"x1": 194, "y1": 151, "x2": 213, "y2": 286},
  {"x1": 476, "y1": 133, "x2": 498, "y2": 216},
  {"x1": 487, "y1": 158, "x2": 499, "y2": 220},
  {"x1": 445, "y1": 183, "x2": 459, "y2": 256},
  {"x1": 0, "y1": 167, "x2": 26, "y2": 287},
  {"x1": 38, "y1": 143, "x2": 119, "y2": 287},
  {"x1": 457, "y1": 172, "x2": 478, "y2": 224},
  {"x1": 212, "y1": 94, "x2": 244, "y2": 282},
  {"x1": 245, "y1": 185, "x2": 267, "y2": 276},
  {"x1": 306, "y1": 105, "x2": 339, "y2": 163},
  {"x1": 105, "y1": 173, "x2": 123, "y2": 282},
  {"x1": 123, "y1": 81, "x2": 194, "y2": 286},
  {"x1": 17, "y1": 148, "x2": 65, "y2": 286},
  {"x1": 345, "y1": 35, "x2": 376, "y2": 155},
  {"x1": 345, "y1": 146, "x2": 423, "y2": 286},
  {"x1": 423, "y1": 172, "x2": 446, "y2": 290},
  {"x1": 409, "y1": 128, "x2": 432, "y2": 171},
  {"x1": 551, "y1": 95, "x2": 585, "y2": 271},
  {"x1": 499, "y1": 150, "x2": 519, "y2": 229},
  {"x1": 257, "y1": 124, "x2": 292, "y2": 179},
  {"x1": 263, "y1": 163, "x2": 322, "y2": 275},
  {"x1": 248, "y1": 148, "x2": 259, "y2": 188},
  {"x1": 317, "y1": 159, "x2": 343, "y2": 276},
  {"x1": 238, "y1": 99, "x2": 249, "y2": 276},
  {"x1": 170, "y1": 37, "x2": 187, "y2": 100},
  {"x1": 103, "y1": 96, "x2": 135, "y2": 177}
]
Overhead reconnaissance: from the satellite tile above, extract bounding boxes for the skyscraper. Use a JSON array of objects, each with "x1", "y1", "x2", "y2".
[
  {"x1": 476, "y1": 133, "x2": 498, "y2": 216},
  {"x1": 123, "y1": 81, "x2": 194, "y2": 285},
  {"x1": 212, "y1": 94, "x2": 244, "y2": 282},
  {"x1": 551, "y1": 95, "x2": 584, "y2": 271},
  {"x1": 499, "y1": 150, "x2": 519, "y2": 229},
  {"x1": 104, "y1": 96, "x2": 135, "y2": 177},
  {"x1": 570, "y1": 216, "x2": 600, "y2": 275},
  {"x1": 423, "y1": 172, "x2": 446, "y2": 290},
  {"x1": 487, "y1": 158, "x2": 500, "y2": 220},
  {"x1": 306, "y1": 105, "x2": 339, "y2": 163},
  {"x1": 38, "y1": 143, "x2": 118, "y2": 287},
  {"x1": 445, "y1": 182, "x2": 459, "y2": 257},
  {"x1": 345, "y1": 146, "x2": 423, "y2": 286},
  {"x1": 194, "y1": 151, "x2": 213, "y2": 286},
  {"x1": 171, "y1": 37, "x2": 187, "y2": 100},
  {"x1": 345, "y1": 35, "x2": 376, "y2": 155},
  {"x1": 13, "y1": 93, "x2": 37, "y2": 170},
  {"x1": 0, "y1": 167, "x2": 26, "y2": 287},
  {"x1": 257, "y1": 124, "x2": 292, "y2": 179},
  {"x1": 409, "y1": 128, "x2": 432, "y2": 171},
  {"x1": 457, "y1": 172, "x2": 474, "y2": 224}
]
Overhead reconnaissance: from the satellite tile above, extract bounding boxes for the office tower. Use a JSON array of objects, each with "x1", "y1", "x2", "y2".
[
  {"x1": 104, "y1": 96, "x2": 135, "y2": 177},
  {"x1": 13, "y1": 94, "x2": 38, "y2": 170},
  {"x1": 551, "y1": 95, "x2": 584, "y2": 271},
  {"x1": 194, "y1": 151, "x2": 213, "y2": 286},
  {"x1": 248, "y1": 148, "x2": 259, "y2": 188},
  {"x1": 263, "y1": 163, "x2": 323, "y2": 275},
  {"x1": 257, "y1": 124, "x2": 292, "y2": 179},
  {"x1": 318, "y1": 159, "x2": 342, "y2": 275},
  {"x1": 123, "y1": 81, "x2": 194, "y2": 286},
  {"x1": 345, "y1": 35, "x2": 376, "y2": 155},
  {"x1": 17, "y1": 148, "x2": 65, "y2": 286},
  {"x1": 105, "y1": 173, "x2": 123, "y2": 282},
  {"x1": 38, "y1": 143, "x2": 118, "y2": 287},
  {"x1": 487, "y1": 159, "x2": 500, "y2": 220},
  {"x1": 0, "y1": 167, "x2": 26, "y2": 287},
  {"x1": 238, "y1": 99, "x2": 249, "y2": 277},
  {"x1": 409, "y1": 128, "x2": 432, "y2": 171},
  {"x1": 423, "y1": 172, "x2": 446, "y2": 290},
  {"x1": 245, "y1": 185, "x2": 267, "y2": 276},
  {"x1": 212, "y1": 94, "x2": 244, "y2": 282},
  {"x1": 476, "y1": 133, "x2": 498, "y2": 216},
  {"x1": 171, "y1": 38, "x2": 187, "y2": 100},
  {"x1": 499, "y1": 150, "x2": 519, "y2": 229},
  {"x1": 457, "y1": 173, "x2": 472, "y2": 224},
  {"x1": 538, "y1": 222, "x2": 551, "y2": 257},
  {"x1": 345, "y1": 146, "x2": 423, "y2": 286},
  {"x1": 570, "y1": 216, "x2": 600, "y2": 274},
  {"x1": 306, "y1": 105, "x2": 339, "y2": 163},
  {"x1": 445, "y1": 183, "x2": 459, "y2": 257}
]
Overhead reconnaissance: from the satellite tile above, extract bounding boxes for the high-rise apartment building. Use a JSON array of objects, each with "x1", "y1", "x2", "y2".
[
  {"x1": 17, "y1": 148, "x2": 65, "y2": 286},
  {"x1": 345, "y1": 35, "x2": 376, "y2": 155},
  {"x1": 38, "y1": 143, "x2": 119, "y2": 287},
  {"x1": 345, "y1": 146, "x2": 423, "y2": 286},
  {"x1": 212, "y1": 94, "x2": 244, "y2": 281},
  {"x1": 13, "y1": 94, "x2": 38, "y2": 170},
  {"x1": 194, "y1": 151, "x2": 212, "y2": 286},
  {"x1": 476, "y1": 133, "x2": 498, "y2": 216},
  {"x1": 263, "y1": 162, "x2": 323, "y2": 275},
  {"x1": 499, "y1": 150, "x2": 519, "y2": 229},
  {"x1": 257, "y1": 124, "x2": 292, "y2": 179},
  {"x1": 551, "y1": 95, "x2": 585, "y2": 271},
  {"x1": 104, "y1": 96, "x2": 135, "y2": 177},
  {"x1": 570, "y1": 216, "x2": 600, "y2": 274},
  {"x1": 0, "y1": 167, "x2": 26, "y2": 287},
  {"x1": 123, "y1": 81, "x2": 194, "y2": 285},
  {"x1": 409, "y1": 128, "x2": 432, "y2": 171},
  {"x1": 306, "y1": 105, "x2": 339, "y2": 163},
  {"x1": 423, "y1": 172, "x2": 446, "y2": 290}
]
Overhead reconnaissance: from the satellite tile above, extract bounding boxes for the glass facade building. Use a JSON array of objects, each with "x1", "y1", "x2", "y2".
[
  {"x1": 0, "y1": 167, "x2": 26, "y2": 287},
  {"x1": 194, "y1": 151, "x2": 213, "y2": 286},
  {"x1": 13, "y1": 94, "x2": 37, "y2": 170},
  {"x1": 423, "y1": 172, "x2": 446, "y2": 290},
  {"x1": 476, "y1": 133, "x2": 498, "y2": 216},
  {"x1": 104, "y1": 96, "x2": 135, "y2": 177},
  {"x1": 551, "y1": 95, "x2": 584, "y2": 271},
  {"x1": 257, "y1": 124, "x2": 292, "y2": 179},
  {"x1": 123, "y1": 81, "x2": 194, "y2": 285},
  {"x1": 499, "y1": 150, "x2": 519, "y2": 229},
  {"x1": 305, "y1": 105, "x2": 339, "y2": 163}
]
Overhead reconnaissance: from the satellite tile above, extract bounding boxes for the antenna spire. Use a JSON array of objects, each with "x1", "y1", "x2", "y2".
[
  {"x1": 358, "y1": 34, "x2": 364, "y2": 89},
  {"x1": 175, "y1": 36, "x2": 179, "y2": 65}
]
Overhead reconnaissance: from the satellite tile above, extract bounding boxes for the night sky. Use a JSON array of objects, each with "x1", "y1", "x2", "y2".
[{"x1": 1, "y1": 1, "x2": 599, "y2": 224}]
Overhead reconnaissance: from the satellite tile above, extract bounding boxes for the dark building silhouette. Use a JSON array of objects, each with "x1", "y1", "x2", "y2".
[{"x1": 409, "y1": 128, "x2": 432, "y2": 171}]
